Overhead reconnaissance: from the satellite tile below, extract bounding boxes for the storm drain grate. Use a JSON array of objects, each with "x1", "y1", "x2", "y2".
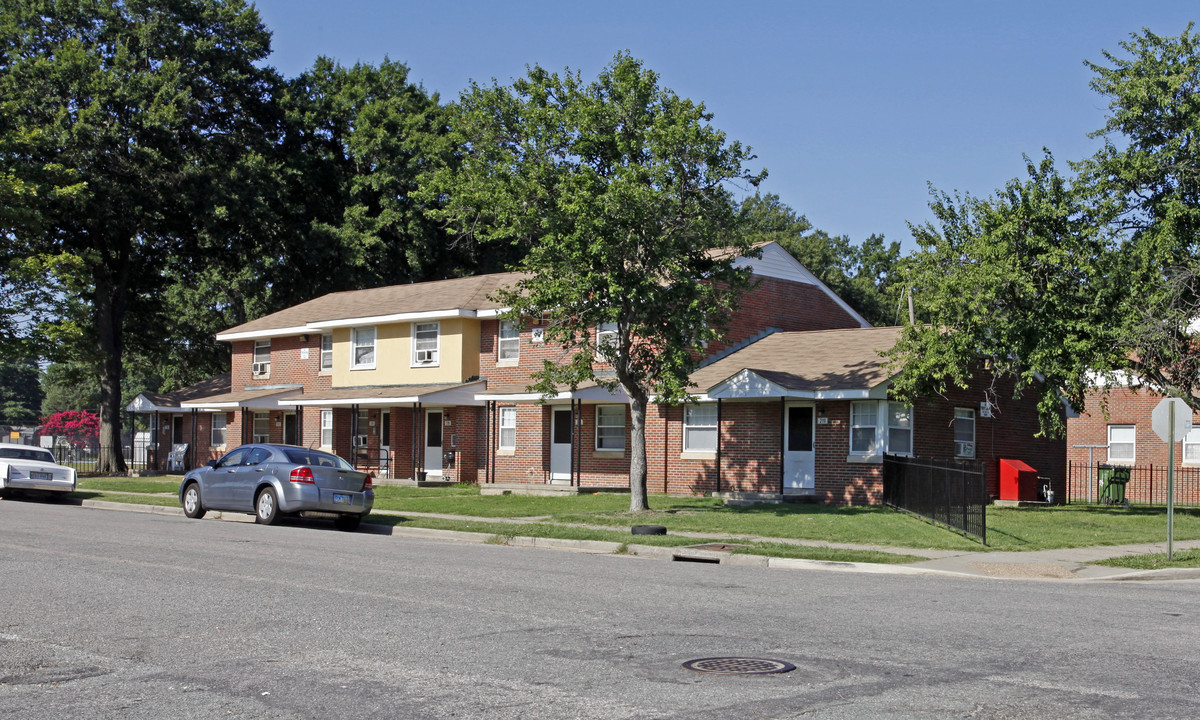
[{"x1": 681, "y1": 657, "x2": 796, "y2": 675}]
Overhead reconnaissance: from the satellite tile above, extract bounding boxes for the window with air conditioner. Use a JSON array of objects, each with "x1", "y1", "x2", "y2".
[
  {"x1": 954, "y1": 408, "x2": 975, "y2": 459},
  {"x1": 596, "y1": 322, "x2": 618, "y2": 361},
  {"x1": 351, "y1": 327, "x2": 376, "y2": 370},
  {"x1": 412, "y1": 321, "x2": 439, "y2": 366},
  {"x1": 252, "y1": 339, "x2": 270, "y2": 376},
  {"x1": 887, "y1": 402, "x2": 913, "y2": 456},
  {"x1": 252, "y1": 412, "x2": 270, "y2": 443}
]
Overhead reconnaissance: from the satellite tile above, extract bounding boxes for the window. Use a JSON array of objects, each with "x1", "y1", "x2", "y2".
[
  {"x1": 595, "y1": 405, "x2": 626, "y2": 451},
  {"x1": 412, "y1": 322, "x2": 439, "y2": 366},
  {"x1": 596, "y1": 322, "x2": 618, "y2": 360},
  {"x1": 684, "y1": 404, "x2": 718, "y2": 452},
  {"x1": 498, "y1": 320, "x2": 520, "y2": 362},
  {"x1": 1185, "y1": 428, "x2": 1200, "y2": 463},
  {"x1": 252, "y1": 412, "x2": 270, "y2": 443},
  {"x1": 498, "y1": 407, "x2": 516, "y2": 449},
  {"x1": 320, "y1": 410, "x2": 333, "y2": 448},
  {"x1": 320, "y1": 333, "x2": 333, "y2": 370},
  {"x1": 850, "y1": 401, "x2": 878, "y2": 454},
  {"x1": 954, "y1": 408, "x2": 976, "y2": 458},
  {"x1": 351, "y1": 327, "x2": 376, "y2": 369},
  {"x1": 354, "y1": 408, "x2": 369, "y2": 451},
  {"x1": 253, "y1": 339, "x2": 270, "y2": 375},
  {"x1": 211, "y1": 413, "x2": 226, "y2": 446},
  {"x1": 887, "y1": 403, "x2": 913, "y2": 456},
  {"x1": 1108, "y1": 425, "x2": 1135, "y2": 464}
]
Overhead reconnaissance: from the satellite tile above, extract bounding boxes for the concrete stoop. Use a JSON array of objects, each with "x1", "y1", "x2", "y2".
[{"x1": 713, "y1": 491, "x2": 822, "y2": 506}]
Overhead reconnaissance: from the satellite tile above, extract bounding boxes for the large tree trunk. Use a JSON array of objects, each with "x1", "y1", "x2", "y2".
[
  {"x1": 94, "y1": 265, "x2": 127, "y2": 473},
  {"x1": 627, "y1": 388, "x2": 650, "y2": 512}
]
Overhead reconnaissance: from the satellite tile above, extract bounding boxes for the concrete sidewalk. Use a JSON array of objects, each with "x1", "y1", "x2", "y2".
[{"x1": 73, "y1": 497, "x2": 1200, "y2": 582}]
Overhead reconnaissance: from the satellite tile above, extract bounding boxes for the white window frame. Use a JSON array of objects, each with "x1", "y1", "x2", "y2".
[
  {"x1": 596, "y1": 322, "x2": 618, "y2": 360},
  {"x1": 412, "y1": 321, "x2": 440, "y2": 366},
  {"x1": 850, "y1": 401, "x2": 878, "y2": 455},
  {"x1": 253, "y1": 339, "x2": 271, "y2": 375},
  {"x1": 351, "y1": 326, "x2": 376, "y2": 370},
  {"x1": 320, "y1": 333, "x2": 333, "y2": 371},
  {"x1": 954, "y1": 408, "x2": 976, "y2": 459},
  {"x1": 211, "y1": 413, "x2": 226, "y2": 447},
  {"x1": 887, "y1": 402, "x2": 913, "y2": 456},
  {"x1": 354, "y1": 408, "x2": 369, "y2": 451},
  {"x1": 498, "y1": 407, "x2": 516, "y2": 450},
  {"x1": 498, "y1": 320, "x2": 520, "y2": 363},
  {"x1": 595, "y1": 405, "x2": 626, "y2": 451},
  {"x1": 320, "y1": 409, "x2": 333, "y2": 448},
  {"x1": 1184, "y1": 427, "x2": 1200, "y2": 463},
  {"x1": 1107, "y1": 424, "x2": 1135, "y2": 464},
  {"x1": 683, "y1": 404, "x2": 719, "y2": 452},
  {"x1": 252, "y1": 412, "x2": 270, "y2": 444}
]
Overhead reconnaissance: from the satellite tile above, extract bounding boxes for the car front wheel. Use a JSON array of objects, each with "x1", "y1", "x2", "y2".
[
  {"x1": 255, "y1": 487, "x2": 280, "y2": 525},
  {"x1": 182, "y1": 483, "x2": 206, "y2": 519}
]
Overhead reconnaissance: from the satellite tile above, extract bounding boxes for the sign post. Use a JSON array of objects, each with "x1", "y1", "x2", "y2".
[{"x1": 1152, "y1": 397, "x2": 1192, "y2": 560}]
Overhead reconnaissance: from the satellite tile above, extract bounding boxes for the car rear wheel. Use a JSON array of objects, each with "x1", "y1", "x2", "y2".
[
  {"x1": 182, "y1": 483, "x2": 206, "y2": 519},
  {"x1": 255, "y1": 487, "x2": 280, "y2": 525},
  {"x1": 334, "y1": 514, "x2": 362, "y2": 532}
]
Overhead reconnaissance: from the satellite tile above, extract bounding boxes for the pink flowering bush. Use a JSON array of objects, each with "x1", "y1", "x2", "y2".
[{"x1": 41, "y1": 410, "x2": 100, "y2": 449}]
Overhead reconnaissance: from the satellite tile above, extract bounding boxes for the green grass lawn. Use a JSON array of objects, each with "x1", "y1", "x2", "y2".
[
  {"x1": 75, "y1": 484, "x2": 1200, "y2": 554},
  {"x1": 1093, "y1": 549, "x2": 1200, "y2": 570}
]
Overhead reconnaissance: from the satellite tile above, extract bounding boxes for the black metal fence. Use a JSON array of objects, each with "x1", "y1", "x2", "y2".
[
  {"x1": 883, "y1": 454, "x2": 987, "y2": 544},
  {"x1": 51, "y1": 442, "x2": 187, "y2": 475},
  {"x1": 1066, "y1": 462, "x2": 1200, "y2": 507}
]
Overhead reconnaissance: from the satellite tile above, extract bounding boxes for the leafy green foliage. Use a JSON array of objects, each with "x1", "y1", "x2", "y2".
[
  {"x1": 738, "y1": 193, "x2": 902, "y2": 325},
  {"x1": 0, "y1": 359, "x2": 42, "y2": 424},
  {"x1": 890, "y1": 25, "x2": 1200, "y2": 431},
  {"x1": 424, "y1": 53, "x2": 764, "y2": 510}
]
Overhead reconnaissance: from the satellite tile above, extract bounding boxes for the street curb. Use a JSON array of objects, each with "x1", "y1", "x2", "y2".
[{"x1": 75, "y1": 498, "x2": 1198, "y2": 582}]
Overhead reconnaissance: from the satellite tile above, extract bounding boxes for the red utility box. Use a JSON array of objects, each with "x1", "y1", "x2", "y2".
[{"x1": 999, "y1": 458, "x2": 1039, "y2": 501}]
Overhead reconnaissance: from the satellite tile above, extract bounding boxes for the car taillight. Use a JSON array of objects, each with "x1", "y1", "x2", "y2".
[
  {"x1": 290, "y1": 467, "x2": 315, "y2": 483},
  {"x1": 363, "y1": 474, "x2": 374, "y2": 490}
]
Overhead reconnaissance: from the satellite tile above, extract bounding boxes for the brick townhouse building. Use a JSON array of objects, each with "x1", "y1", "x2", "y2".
[{"x1": 130, "y1": 241, "x2": 1063, "y2": 504}]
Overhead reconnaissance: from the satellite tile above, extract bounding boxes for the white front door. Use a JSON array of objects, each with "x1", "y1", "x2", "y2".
[
  {"x1": 424, "y1": 410, "x2": 443, "y2": 477},
  {"x1": 379, "y1": 410, "x2": 391, "y2": 478},
  {"x1": 550, "y1": 408, "x2": 573, "y2": 482},
  {"x1": 783, "y1": 404, "x2": 815, "y2": 492}
]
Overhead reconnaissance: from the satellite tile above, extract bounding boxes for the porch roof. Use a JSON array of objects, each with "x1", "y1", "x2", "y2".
[
  {"x1": 475, "y1": 380, "x2": 629, "y2": 403},
  {"x1": 283, "y1": 381, "x2": 486, "y2": 407},
  {"x1": 126, "y1": 373, "x2": 232, "y2": 413},
  {"x1": 179, "y1": 385, "x2": 303, "y2": 411},
  {"x1": 693, "y1": 326, "x2": 902, "y2": 400}
]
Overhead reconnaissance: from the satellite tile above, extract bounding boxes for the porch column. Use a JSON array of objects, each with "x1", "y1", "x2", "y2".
[
  {"x1": 189, "y1": 408, "x2": 198, "y2": 470},
  {"x1": 779, "y1": 397, "x2": 786, "y2": 495},
  {"x1": 716, "y1": 398, "x2": 723, "y2": 494},
  {"x1": 295, "y1": 405, "x2": 303, "y2": 446}
]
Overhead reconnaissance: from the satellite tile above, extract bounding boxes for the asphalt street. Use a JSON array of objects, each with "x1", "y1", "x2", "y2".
[{"x1": 2, "y1": 499, "x2": 1198, "y2": 719}]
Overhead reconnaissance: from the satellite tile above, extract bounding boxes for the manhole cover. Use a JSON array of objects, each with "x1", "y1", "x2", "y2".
[{"x1": 681, "y1": 657, "x2": 796, "y2": 675}]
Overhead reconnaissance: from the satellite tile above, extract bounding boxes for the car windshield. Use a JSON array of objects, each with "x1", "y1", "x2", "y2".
[
  {"x1": 283, "y1": 448, "x2": 354, "y2": 471},
  {"x1": 0, "y1": 447, "x2": 54, "y2": 463}
]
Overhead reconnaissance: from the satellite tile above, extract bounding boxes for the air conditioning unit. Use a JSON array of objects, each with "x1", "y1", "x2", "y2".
[
  {"x1": 955, "y1": 441, "x2": 975, "y2": 458},
  {"x1": 415, "y1": 350, "x2": 436, "y2": 365},
  {"x1": 252, "y1": 362, "x2": 268, "y2": 375}
]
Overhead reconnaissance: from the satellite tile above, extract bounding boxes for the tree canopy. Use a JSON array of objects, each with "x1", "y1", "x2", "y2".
[
  {"x1": 890, "y1": 25, "x2": 1200, "y2": 433},
  {"x1": 424, "y1": 53, "x2": 764, "y2": 510}
]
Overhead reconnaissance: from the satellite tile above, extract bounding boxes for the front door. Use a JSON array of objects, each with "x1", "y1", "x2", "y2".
[
  {"x1": 550, "y1": 408, "x2": 572, "y2": 483},
  {"x1": 283, "y1": 412, "x2": 297, "y2": 446},
  {"x1": 424, "y1": 411, "x2": 443, "y2": 477},
  {"x1": 783, "y1": 404, "x2": 815, "y2": 492},
  {"x1": 379, "y1": 410, "x2": 391, "y2": 478}
]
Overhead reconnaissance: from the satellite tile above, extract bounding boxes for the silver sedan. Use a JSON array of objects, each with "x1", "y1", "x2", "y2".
[{"x1": 179, "y1": 444, "x2": 374, "y2": 531}]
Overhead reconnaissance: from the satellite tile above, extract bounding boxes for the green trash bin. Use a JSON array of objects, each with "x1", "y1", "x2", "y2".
[{"x1": 1098, "y1": 464, "x2": 1131, "y2": 506}]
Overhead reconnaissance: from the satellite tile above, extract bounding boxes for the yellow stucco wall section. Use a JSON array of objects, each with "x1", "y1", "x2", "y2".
[{"x1": 331, "y1": 318, "x2": 480, "y2": 387}]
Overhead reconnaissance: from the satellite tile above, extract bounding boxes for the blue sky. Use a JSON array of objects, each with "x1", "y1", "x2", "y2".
[{"x1": 250, "y1": 0, "x2": 1196, "y2": 251}]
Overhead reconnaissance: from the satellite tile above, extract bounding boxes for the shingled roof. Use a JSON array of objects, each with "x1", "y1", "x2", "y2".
[
  {"x1": 691, "y1": 326, "x2": 902, "y2": 396},
  {"x1": 216, "y1": 272, "x2": 530, "y2": 339},
  {"x1": 126, "y1": 373, "x2": 232, "y2": 412}
]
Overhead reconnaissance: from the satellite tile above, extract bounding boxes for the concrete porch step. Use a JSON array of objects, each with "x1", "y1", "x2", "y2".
[{"x1": 713, "y1": 491, "x2": 822, "y2": 506}]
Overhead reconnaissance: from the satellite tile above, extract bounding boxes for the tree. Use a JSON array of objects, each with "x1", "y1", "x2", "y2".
[
  {"x1": 424, "y1": 53, "x2": 764, "y2": 511},
  {"x1": 738, "y1": 193, "x2": 902, "y2": 325},
  {"x1": 889, "y1": 25, "x2": 1200, "y2": 432},
  {"x1": 0, "y1": 359, "x2": 42, "y2": 425},
  {"x1": 40, "y1": 362, "x2": 101, "y2": 417},
  {"x1": 40, "y1": 410, "x2": 100, "y2": 449},
  {"x1": 0, "y1": 0, "x2": 278, "y2": 470}
]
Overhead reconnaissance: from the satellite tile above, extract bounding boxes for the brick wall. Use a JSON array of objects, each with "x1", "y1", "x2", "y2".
[
  {"x1": 1067, "y1": 386, "x2": 1197, "y2": 468},
  {"x1": 230, "y1": 335, "x2": 333, "y2": 392}
]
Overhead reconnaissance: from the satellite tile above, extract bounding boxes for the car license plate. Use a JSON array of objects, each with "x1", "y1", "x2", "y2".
[
  {"x1": 333, "y1": 493, "x2": 351, "y2": 505},
  {"x1": 30, "y1": 471, "x2": 52, "y2": 481}
]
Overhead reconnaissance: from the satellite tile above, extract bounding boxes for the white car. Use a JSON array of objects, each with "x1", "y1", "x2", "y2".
[{"x1": 0, "y1": 446, "x2": 78, "y2": 497}]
